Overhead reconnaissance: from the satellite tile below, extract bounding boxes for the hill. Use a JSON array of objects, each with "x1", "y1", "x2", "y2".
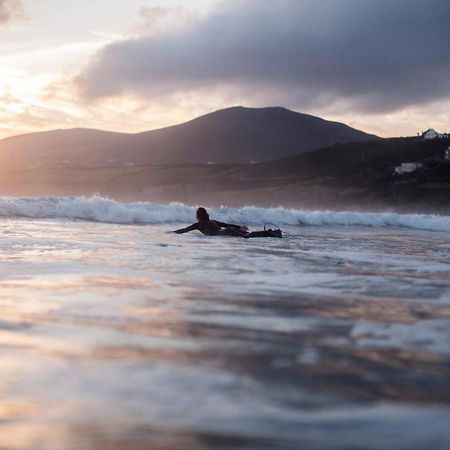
[
  {"x1": 0, "y1": 106, "x2": 376, "y2": 169},
  {"x1": 1, "y1": 136, "x2": 449, "y2": 213},
  {"x1": 229, "y1": 135, "x2": 450, "y2": 211}
]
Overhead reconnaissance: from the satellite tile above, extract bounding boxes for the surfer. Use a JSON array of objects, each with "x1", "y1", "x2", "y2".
[{"x1": 173, "y1": 207, "x2": 282, "y2": 238}]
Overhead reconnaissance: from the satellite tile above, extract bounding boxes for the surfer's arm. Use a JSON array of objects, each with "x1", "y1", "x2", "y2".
[
  {"x1": 214, "y1": 220, "x2": 241, "y2": 230},
  {"x1": 173, "y1": 223, "x2": 199, "y2": 234}
]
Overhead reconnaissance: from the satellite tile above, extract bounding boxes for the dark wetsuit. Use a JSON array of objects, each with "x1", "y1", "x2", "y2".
[
  {"x1": 174, "y1": 220, "x2": 281, "y2": 238},
  {"x1": 174, "y1": 220, "x2": 246, "y2": 237}
]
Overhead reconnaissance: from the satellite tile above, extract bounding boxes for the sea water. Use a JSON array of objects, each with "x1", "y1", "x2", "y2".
[{"x1": 0, "y1": 196, "x2": 449, "y2": 450}]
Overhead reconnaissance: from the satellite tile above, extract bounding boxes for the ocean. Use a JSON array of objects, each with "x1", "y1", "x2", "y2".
[{"x1": 1, "y1": 196, "x2": 449, "y2": 450}]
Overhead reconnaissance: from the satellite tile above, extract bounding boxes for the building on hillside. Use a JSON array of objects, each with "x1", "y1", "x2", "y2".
[
  {"x1": 423, "y1": 129, "x2": 438, "y2": 139},
  {"x1": 422, "y1": 128, "x2": 449, "y2": 140},
  {"x1": 394, "y1": 162, "x2": 423, "y2": 175},
  {"x1": 445, "y1": 147, "x2": 450, "y2": 160}
]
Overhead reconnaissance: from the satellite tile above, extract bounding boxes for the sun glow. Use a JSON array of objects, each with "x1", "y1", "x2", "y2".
[
  {"x1": 0, "y1": 36, "x2": 191, "y2": 139},
  {"x1": 0, "y1": 0, "x2": 448, "y2": 141}
]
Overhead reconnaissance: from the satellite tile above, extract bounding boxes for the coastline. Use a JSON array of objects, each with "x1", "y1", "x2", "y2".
[{"x1": 1, "y1": 163, "x2": 449, "y2": 215}]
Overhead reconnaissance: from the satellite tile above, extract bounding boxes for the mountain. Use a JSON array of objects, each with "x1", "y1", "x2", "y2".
[{"x1": 0, "y1": 106, "x2": 377, "y2": 169}]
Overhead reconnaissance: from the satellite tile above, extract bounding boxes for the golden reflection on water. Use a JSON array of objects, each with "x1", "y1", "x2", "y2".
[
  {"x1": 0, "y1": 422, "x2": 259, "y2": 450},
  {"x1": 1, "y1": 219, "x2": 450, "y2": 449},
  {"x1": 0, "y1": 275, "x2": 159, "y2": 292},
  {"x1": 0, "y1": 402, "x2": 33, "y2": 422}
]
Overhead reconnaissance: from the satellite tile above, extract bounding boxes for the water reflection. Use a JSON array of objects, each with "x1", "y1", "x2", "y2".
[{"x1": 0, "y1": 218, "x2": 449, "y2": 449}]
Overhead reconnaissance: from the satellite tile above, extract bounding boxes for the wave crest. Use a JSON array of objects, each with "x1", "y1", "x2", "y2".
[{"x1": 0, "y1": 196, "x2": 449, "y2": 232}]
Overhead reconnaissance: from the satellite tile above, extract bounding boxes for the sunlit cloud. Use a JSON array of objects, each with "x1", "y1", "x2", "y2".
[
  {"x1": 75, "y1": 0, "x2": 450, "y2": 137},
  {"x1": 0, "y1": 0, "x2": 449, "y2": 139},
  {"x1": 128, "y1": 5, "x2": 196, "y2": 37},
  {"x1": 0, "y1": 0, "x2": 24, "y2": 26},
  {"x1": 0, "y1": 3, "x2": 213, "y2": 139},
  {"x1": 0, "y1": 38, "x2": 108, "y2": 138}
]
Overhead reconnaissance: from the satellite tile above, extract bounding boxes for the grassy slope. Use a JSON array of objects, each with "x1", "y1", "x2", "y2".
[{"x1": 1, "y1": 137, "x2": 449, "y2": 212}]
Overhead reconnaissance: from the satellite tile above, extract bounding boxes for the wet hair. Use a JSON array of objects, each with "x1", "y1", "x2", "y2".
[{"x1": 196, "y1": 207, "x2": 209, "y2": 221}]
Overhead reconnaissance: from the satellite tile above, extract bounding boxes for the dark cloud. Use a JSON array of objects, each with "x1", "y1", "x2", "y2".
[
  {"x1": 76, "y1": 0, "x2": 450, "y2": 113},
  {"x1": 0, "y1": 0, "x2": 24, "y2": 25}
]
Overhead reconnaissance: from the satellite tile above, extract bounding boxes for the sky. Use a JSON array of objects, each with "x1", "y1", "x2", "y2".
[{"x1": 1, "y1": 0, "x2": 449, "y2": 139}]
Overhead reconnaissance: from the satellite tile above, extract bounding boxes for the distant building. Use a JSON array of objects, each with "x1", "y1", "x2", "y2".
[
  {"x1": 394, "y1": 162, "x2": 423, "y2": 175},
  {"x1": 423, "y1": 129, "x2": 438, "y2": 139},
  {"x1": 445, "y1": 147, "x2": 450, "y2": 160},
  {"x1": 422, "y1": 128, "x2": 449, "y2": 139}
]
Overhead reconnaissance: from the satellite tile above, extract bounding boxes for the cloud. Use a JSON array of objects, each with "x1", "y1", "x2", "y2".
[
  {"x1": 76, "y1": 0, "x2": 450, "y2": 114},
  {"x1": 128, "y1": 6, "x2": 195, "y2": 36},
  {"x1": 0, "y1": 0, "x2": 24, "y2": 26}
]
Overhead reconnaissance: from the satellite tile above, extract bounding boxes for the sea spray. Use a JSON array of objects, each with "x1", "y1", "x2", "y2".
[{"x1": 0, "y1": 195, "x2": 450, "y2": 232}]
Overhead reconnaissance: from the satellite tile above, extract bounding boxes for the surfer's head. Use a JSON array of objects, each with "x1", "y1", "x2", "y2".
[{"x1": 196, "y1": 207, "x2": 209, "y2": 222}]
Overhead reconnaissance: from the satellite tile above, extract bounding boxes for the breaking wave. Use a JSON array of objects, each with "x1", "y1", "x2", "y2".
[{"x1": 0, "y1": 196, "x2": 449, "y2": 232}]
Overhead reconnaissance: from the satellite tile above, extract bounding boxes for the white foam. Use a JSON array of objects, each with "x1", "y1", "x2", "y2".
[
  {"x1": 351, "y1": 320, "x2": 450, "y2": 355},
  {"x1": 0, "y1": 195, "x2": 449, "y2": 232}
]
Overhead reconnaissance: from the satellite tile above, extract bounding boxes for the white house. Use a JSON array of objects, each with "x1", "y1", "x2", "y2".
[
  {"x1": 424, "y1": 129, "x2": 438, "y2": 139},
  {"x1": 423, "y1": 128, "x2": 449, "y2": 139},
  {"x1": 394, "y1": 162, "x2": 423, "y2": 175}
]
